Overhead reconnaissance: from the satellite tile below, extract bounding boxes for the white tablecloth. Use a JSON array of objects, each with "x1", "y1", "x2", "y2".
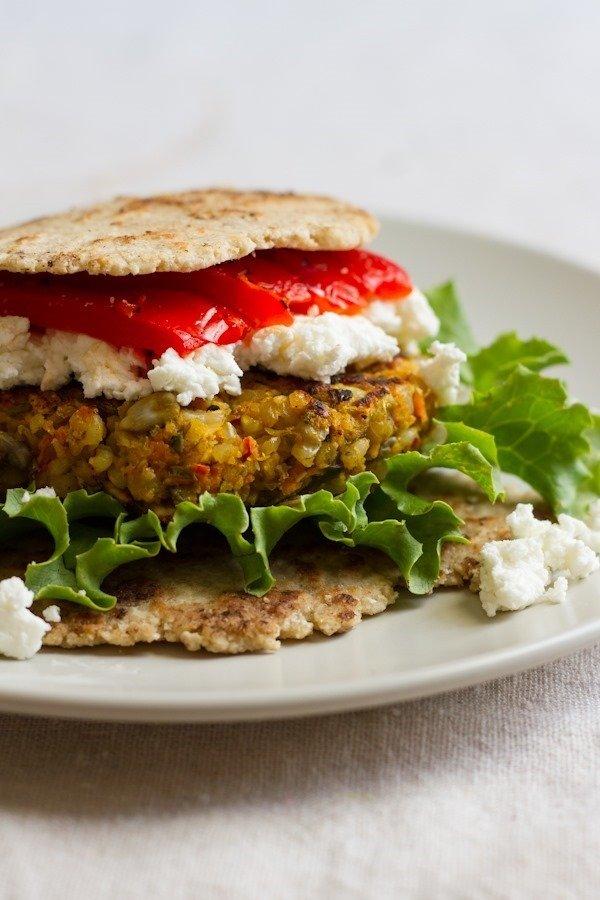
[
  {"x1": 2, "y1": 648, "x2": 599, "y2": 898},
  {"x1": 2, "y1": 2, "x2": 600, "y2": 896}
]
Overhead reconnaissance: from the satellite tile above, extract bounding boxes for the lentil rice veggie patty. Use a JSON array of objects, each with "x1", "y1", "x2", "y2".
[{"x1": 0, "y1": 357, "x2": 432, "y2": 516}]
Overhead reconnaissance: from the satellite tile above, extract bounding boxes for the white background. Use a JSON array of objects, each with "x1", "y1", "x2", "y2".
[
  {"x1": 2, "y1": 0, "x2": 599, "y2": 266},
  {"x1": 1, "y1": 2, "x2": 600, "y2": 898}
]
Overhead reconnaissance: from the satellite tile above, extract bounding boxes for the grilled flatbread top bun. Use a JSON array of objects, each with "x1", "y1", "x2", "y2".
[{"x1": 0, "y1": 189, "x2": 378, "y2": 277}]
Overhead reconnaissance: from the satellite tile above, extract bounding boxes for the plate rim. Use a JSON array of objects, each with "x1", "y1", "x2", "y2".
[
  {"x1": 0, "y1": 614, "x2": 599, "y2": 722},
  {"x1": 1, "y1": 215, "x2": 598, "y2": 723},
  {"x1": 378, "y1": 208, "x2": 600, "y2": 280}
]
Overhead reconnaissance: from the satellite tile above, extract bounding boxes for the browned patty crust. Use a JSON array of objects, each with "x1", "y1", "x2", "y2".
[{"x1": 0, "y1": 357, "x2": 433, "y2": 515}]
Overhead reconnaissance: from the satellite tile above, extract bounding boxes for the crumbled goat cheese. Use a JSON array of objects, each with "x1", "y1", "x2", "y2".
[
  {"x1": 33, "y1": 486, "x2": 57, "y2": 498},
  {"x1": 0, "y1": 316, "x2": 44, "y2": 390},
  {"x1": 0, "y1": 577, "x2": 50, "y2": 660},
  {"x1": 0, "y1": 290, "x2": 436, "y2": 402},
  {"x1": 543, "y1": 576, "x2": 569, "y2": 604},
  {"x1": 0, "y1": 317, "x2": 245, "y2": 404},
  {"x1": 0, "y1": 318, "x2": 150, "y2": 400},
  {"x1": 479, "y1": 538, "x2": 551, "y2": 616},
  {"x1": 42, "y1": 605, "x2": 61, "y2": 623},
  {"x1": 235, "y1": 312, "x2": 398, "y2": 382},
  {"x1": 508, "y1": 503, "x2": 599, "y2": 580},
  {"x1": 40, "y1": 331, "x2": 151, "y2": 401},
  {"x1": 364, "y1": 288, "x2": 440, "y2": 355},
  {"x1": 479, "y1": 503, "x2": 600, "y2": 616},
  {"x1": 556, "y1": 499, "x2": 600, "y2": 555},
  {"x1": 21, "y1": 486, "x2": 57, "y2": 504},
  {"x1": 419, "y1": 341, "x2": 471, "y2": 405},
  {"x1": 148, "y1": 344, "x2": 243, "y2": 406}
]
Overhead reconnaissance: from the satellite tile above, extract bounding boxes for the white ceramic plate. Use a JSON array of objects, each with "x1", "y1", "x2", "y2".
[{"x1": 1, "y1": 218, "x2": 598, "y2": 722}]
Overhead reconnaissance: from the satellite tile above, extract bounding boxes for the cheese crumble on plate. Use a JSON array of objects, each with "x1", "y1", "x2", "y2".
[
  {"x1": 479, "y1": 501, "x2": 600, "y2": 616},
  {"x1": 0, "y1": 576, "x2": 50, "y2": 660}
]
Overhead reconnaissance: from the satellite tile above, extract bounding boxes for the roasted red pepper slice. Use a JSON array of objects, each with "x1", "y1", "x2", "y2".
[
  {"x1": 265, "y1": 249, "x2": 413, "y2": 304},
  {"x1": 218, "y1": 248, "x2": 413, "y2": 315},
  {"x1": 0, "y1": 273, "x2": 249, "y2": 356},
  {"x1": 215, "y1": 251, "x2": 361, "y2": 315},
  {"x1": 216, "y1": 256, "x2": 312, "y2": 301},
  {"x1": 0, "y1": 249, "x2": 412, "y2": 356},
  {"x1": 183, "y1": 266, "x2": 294, "y2": 330}
]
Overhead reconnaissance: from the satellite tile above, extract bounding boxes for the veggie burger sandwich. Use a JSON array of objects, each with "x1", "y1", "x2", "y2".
[{"x1": 0, "y1": 189, "x2": 598, "y2": 659}]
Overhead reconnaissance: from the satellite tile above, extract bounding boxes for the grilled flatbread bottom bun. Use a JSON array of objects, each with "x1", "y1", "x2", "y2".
[{"x1": 0, "y1": 496, "x2": 514, "y2": 654}]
